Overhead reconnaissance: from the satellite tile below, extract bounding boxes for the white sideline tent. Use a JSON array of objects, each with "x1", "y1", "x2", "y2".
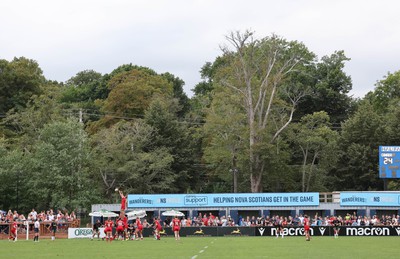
[
  {"x1": 89, "y1": 209, "x2": 119, "y2": 218},
  {"x1": 161, "y1": 210, "x2": 185, "y2": 217}
]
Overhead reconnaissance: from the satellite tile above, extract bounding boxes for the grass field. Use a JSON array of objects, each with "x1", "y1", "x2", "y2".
[{"x1": 1, "y1": 236, "x2": 399, "y2": 259}]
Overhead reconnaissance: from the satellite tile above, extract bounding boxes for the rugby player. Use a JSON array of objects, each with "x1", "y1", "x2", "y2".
[
  {"x1": 304, "y1": 215, "x2": 311, "y2": 241},
  {"x1": 172, "y1": 216, "x2": 181, "y2": 241}
]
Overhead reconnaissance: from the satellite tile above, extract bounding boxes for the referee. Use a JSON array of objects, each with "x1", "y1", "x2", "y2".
[
  {"x1": 34, "y1": 219, "x2": 40, "y2": 242},
  {"x1": 332, "y1": 216, "x2": 341, "y2": 238}
]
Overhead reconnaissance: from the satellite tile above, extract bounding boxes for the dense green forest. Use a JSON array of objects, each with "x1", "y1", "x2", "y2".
[{"x1": 1, "y1": 31, "x2": 399, "y2": 214}]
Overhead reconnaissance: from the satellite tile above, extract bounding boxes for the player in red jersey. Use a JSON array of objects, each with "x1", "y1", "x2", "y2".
[
  {"x1": 119, "y1": 190, "x2": 127, "y2": 212},
  {"x1": 135, "y1": 217, "x2": 143, "y2": 240},
  {"x1": 304, "y1": 215, "x2": 311, "y2": 241},
  {"x1": 116, "y1": 217, "x2": 125, "y2": 240},
  {"x1": 104, "y1": 217, "x2": 114, "y2": 242},
  {"x1": 152, "y1": 217, "x2": 163, "y2": 240},
  {"x1": 172, "y1": 216, "x2": 181, "y2": 241},
  {"x1": 123, "y1": 214, "x2": 128, "y2": 240},
  {"x1": 9, "y1": 220, "x2": 18, "y2": 242}
]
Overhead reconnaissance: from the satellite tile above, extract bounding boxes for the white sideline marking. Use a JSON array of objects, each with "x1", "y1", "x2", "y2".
[{"x1": 191, "y1": 239, "x2": 214, "y2": 258}]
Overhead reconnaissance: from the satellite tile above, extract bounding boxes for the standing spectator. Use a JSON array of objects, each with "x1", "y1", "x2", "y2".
[
  {"x1": 12, "y1": 211, "x2": 19, "y2": 221},
  {"x1": 30, "y1": 209, "x2": 37, "y2": 221},
  {"x1": 70, "y1": 211, "x2": 76, "y2": 221}
]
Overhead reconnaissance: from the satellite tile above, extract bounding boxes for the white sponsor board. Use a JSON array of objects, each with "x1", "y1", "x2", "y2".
[
  {"x1": 68, "y1": 228, "x2": 106, "y2": 239},
  {"x1": 346, "y1": 227, "x2": 390, "y2": 236}
]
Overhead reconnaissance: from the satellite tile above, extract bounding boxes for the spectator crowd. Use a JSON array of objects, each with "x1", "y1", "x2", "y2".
[
  {"x1": 160, "y1": 212, "x2": 400, "y2": 228},
  {"x1": 0, "y1": 209, "x2": 77, "y2": 224}
]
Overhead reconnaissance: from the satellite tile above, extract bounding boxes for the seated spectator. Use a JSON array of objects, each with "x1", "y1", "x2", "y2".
[
  {"x1": 201, "y1": 215, "x2": 209, "y2": 226},
  {"x1": 371, "y1": 215, "x2": 378, "y2": 225},
  {"x1": 221, "y1": 216, "x2": 227, "y2": 227},
  {"x1": 186, "y1": 217, "x2": 192, "y2": 227},
  {"x1": 181, "y1": 217, "x2": 187, "y2": 227},
  {"x1": 164, "y1": 217, "x2": 171, "y2": 227},
  {"x1": 215, "y1": 216, "x2": 221, "y2": 226}
]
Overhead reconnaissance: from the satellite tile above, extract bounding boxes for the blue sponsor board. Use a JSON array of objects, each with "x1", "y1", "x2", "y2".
[
  {"x1": 340, "y1": 192, "x2": 400, "y2": 206},
  {"x1": 379, "y1": 146, "x2": 400, "y2": 178},
  {"x1": 128, "y1": 193, "x2": 319, "y2": 208}
]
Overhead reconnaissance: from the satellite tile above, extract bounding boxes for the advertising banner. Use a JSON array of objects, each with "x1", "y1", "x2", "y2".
[
  {"x1": 76, "y1": 226, "x2": 400, "y2": 238},
  {"x1": 340, "y1": 226, "x2": 400, "y2": 236},
  {"x1": 340, "y1": 192, "x2": 400, "y2": 206},
  {"x1": 143, "y1": 227, "x2": 252, "y2": 237},
  {"x1": 68, "y1": 228, "x2": 106, "y2": 239},
  {"x1": 255, "y1": 226, "x2": 330, "y2": 237},
  {"x1": 255, "y1": 226, "x2": 400, "y2": 237},
  {"x1": 128, "y1": 193, "x2": 319, "y2": 208}
]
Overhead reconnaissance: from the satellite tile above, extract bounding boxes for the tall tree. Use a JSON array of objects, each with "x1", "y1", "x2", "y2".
[
  {"x1": 0, "y1": 141, "x2": 28, "y2": 211},
  {"x1": 91, "y1": 120, "x2": 176, "y2": 199},
  {"x1": 0, "y1": 57, "x2": 45, "y2": 114},
  {"x1": 145, "y1": 96, "x2": 203, "y2": 193},
  {"x1": 201, "y1": 82, "x2": 248, "y2": 192},
  {"x1": 87, "y1": 69, "x2": 173, "y2": 133},
  {"x1": 28, "y1": 119, "x2": 95, "y2": 210},
  {"x1": 365, "y1": 70, "x2": 400, "y2": 113},
  {"x1": 295, "y1": 51, "x2": 353, "y2": 124},
  {"x1": 287, "y1": 111, "x2": 339, "y2": 192},
  {"x1": 208, "y1": 31, "x2": 315, "y2": 192},
  {"x1": 335, "y1": 102, "x2": 387, "y2": 190},
  {"x1": 61, "y1": 69, "x2": 104, "y2": 103},
  {"x1": 161, "y1": 72, "x2": 190, "y2": 117}
]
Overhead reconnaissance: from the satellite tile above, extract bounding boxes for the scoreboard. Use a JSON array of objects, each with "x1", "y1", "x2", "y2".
[{"x1": 379, "y1": 146, "x2": 400, "y2": 178}]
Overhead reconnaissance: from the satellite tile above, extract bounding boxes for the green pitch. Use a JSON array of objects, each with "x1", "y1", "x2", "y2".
[{"x1": 1, "y1": 236, "x2": 399, "y2": 258}]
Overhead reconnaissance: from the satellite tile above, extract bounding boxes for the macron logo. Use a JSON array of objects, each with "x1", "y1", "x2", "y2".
[
  {"x1": 319, "y1": 227, "x2": 326, "y2": 235},
  {"x1": 258, "y1": 228, "x2": 265, "y2": 236}
]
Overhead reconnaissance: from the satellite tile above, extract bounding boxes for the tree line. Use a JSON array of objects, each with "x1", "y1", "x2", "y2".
[{"x1": 1, "y1": 30, "x2": 399, "y2": 214}]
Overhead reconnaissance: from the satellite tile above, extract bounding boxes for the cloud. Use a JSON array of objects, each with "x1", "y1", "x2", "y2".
[{"x1": 1, "y1": 0, "x2": 399, "y2": 97}]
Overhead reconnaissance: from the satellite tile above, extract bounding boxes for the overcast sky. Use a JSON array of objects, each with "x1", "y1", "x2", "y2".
[{"x1": 1, "y1": 0, "x2": 399, "y2": 98}]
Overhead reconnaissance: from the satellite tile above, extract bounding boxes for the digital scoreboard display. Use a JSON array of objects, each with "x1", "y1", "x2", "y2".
[{"x1": 379, "y1": 146, "x2": 400, "y2": 178}]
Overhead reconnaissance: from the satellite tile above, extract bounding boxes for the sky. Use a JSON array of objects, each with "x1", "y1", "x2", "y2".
[{"x1": 1, "y1": 0, "x2": 400, "y2": 98}]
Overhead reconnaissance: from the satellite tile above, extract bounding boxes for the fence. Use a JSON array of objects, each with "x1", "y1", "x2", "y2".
[{"x1": 0, "y1": 220, "x2": 80, "y2": 240}]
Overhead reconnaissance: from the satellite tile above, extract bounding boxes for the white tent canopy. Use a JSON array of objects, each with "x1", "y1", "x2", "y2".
[
  {"x1": 126, "y1": 210, "x2": 147, "y2": 220},
  {"x1": 161, "y1": 210, "x2": 185, "y2": 217},
  {"x1": 89, "y1": 209, "x2": 119, "y2": 218}
]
